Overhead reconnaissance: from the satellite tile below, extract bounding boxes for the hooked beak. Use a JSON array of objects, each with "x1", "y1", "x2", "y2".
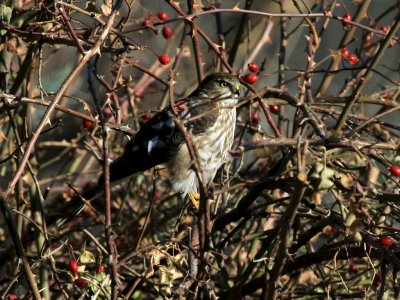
[{"x1": 234, "y1": 85, "x2": 240, "y2": 96}]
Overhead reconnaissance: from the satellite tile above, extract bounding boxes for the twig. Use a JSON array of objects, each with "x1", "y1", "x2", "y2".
[
  {"x1": 346, "y1": 106, "x2": 400, "y2": 138},
  {"x1": 4, "y1": 0, "x2": 122, "y2": 197},
  {"x1": 58, "y1": 4, "x2": 85, "y2": 54},
  {"x1": 228, "y1": 0, "x2": 254, "y2": 66},
  {"x1": 186, "y1": 0, "x2": 205, "y2": 82},
  {"x1": 88, "y1": 56, "x2": 119, "y2": 298},
  {"x1": 335, "y1": 13, "x2": 400, "y2": 132},
  {"x1": 265, "y1": 139, "x2": 308, "y2": 300},
  {"x1": 0, "y1": 190, "x2": 41, "y2": 299}
]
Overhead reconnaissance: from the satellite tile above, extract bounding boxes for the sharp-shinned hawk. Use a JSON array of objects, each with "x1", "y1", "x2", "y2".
[{"x1": 59, "y1": 72, "x2": 240, "y2": 226}]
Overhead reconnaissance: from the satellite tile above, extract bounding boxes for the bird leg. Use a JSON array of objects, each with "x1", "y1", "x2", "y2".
[{"x1": 188, "y1": 190, "x2": 200, "y2": 209}]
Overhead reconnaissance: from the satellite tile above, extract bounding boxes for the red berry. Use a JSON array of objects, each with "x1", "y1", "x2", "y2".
[
  {"x1": 342, "y1": 13, "x2": 352, "y2": 30},
  {"x1": 248, "y1": 63, "x2": 259, "y2": 73},
  {"x1": 378, "y1": 236, "x2": 394, "y2": 247},
  {"x1": 329, "y1": 226, "x2": 337, "y2": 234},
  {"x1": 133, "y1": 90, "x2": 142, "y2": 98},
  {"x1": 83, "y1": 119, "x2": 94, "y2": 128},
  {"x1": 251, "y1": 112, "x2": 260, "y2": 123},
  {"x1": 142, "y1": 15, "x2": 155, "y2": 27},
  {"x1": 243, "y1": 74, "x2": 258, "y2": 84},
  {"x1": 346, "y1": 54, "x2": 359, "y2": 64},
  {"x1": 380, "y1": 25, "x2": 388, "y2": 33},
  {"x1": 176, "y1": 101, "x2": 188, "y2": 111},
  {"x1": 158, "y1": 54, "x2": 170, "y2": 65},
  {"x1": 69, "y1": 260, "x2": 78, "y2": 277},
  {"x1": 158, "y1": 12, "x2": 168, "y2": 21},
  {"x1": 343, "y1": 13, "x2": 351, "y2": 21},
  {"x1": 153, "y1": 190, "x2": 162, "y2": 201},
  {"x1": 349, "y1": 264, "x2": 358, "y2": 273},
  {"x1": 98, "y1": 265, "x2": 105, "y2": 273},
  {"x1": 341, "y1": 47, "x2": 349, "y2": 58},
  {"x1": 83, "y1": 182, "x2": 92, "y2": 190},
  {"x1": 143, "y1": 111, "x2": 151, "y2": 122},
  {"x1": 373, "y1": 274, "x2": 382, "y2": 286},
  {"x1": 324, "y1": 225, "x2": 337, "y2": 235},
  {"x1": 270, "y1": 105, "x2": 280, "y2": 114},
  {"x1": 364, "y1": 35, "x2": 372, "y2": 46},
  {"x1": 390, "y1": 166, "x2": 400, "y2": 177},
  {"x1": 9, "y1": 295, "x2": 17, "y2": 300},
  {"x1": 74, "y1": 278, "x2": 88, "y2": 288},
  {"x1": 162, "y1": 26, "x2": 173, "y2": 39}
]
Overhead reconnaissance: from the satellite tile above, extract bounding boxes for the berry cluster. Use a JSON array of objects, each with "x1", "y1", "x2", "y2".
[
  {"x1": 341, "y1": 47, "x2": 359, "y2": 65},
  {"x1": 242, "y1": 63, "x2": 259, "y2": 84},
  {"x1": 142, "y1": 12, "x2": 173, "y2": 65}
]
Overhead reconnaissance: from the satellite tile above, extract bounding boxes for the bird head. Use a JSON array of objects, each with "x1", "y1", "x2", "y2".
[{"x1": 191, "y1": 73, "x2": 241, "y2": 100}]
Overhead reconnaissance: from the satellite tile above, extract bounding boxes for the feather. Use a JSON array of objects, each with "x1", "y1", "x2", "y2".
[{"x1": 148, "y1": 136, "x2": 159, "y2": 154}]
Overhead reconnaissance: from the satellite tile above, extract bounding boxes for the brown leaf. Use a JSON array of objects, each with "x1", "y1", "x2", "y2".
[{"x1": 340, "y1": 173, "x2": 354, "y2": 189}]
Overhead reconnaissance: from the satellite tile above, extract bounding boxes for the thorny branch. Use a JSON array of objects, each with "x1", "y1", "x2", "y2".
[{"x1": 0, "y1": 0, "x2": 399, "y2": 299}]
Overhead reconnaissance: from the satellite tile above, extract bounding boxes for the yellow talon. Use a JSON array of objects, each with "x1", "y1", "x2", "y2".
[{"x1": 188, "y1": 190, "x2": 200, "y2": 209}]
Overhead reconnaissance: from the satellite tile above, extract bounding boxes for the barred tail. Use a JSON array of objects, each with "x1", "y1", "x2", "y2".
[
  {"x1": 57, "y1": 157, "x2": 140, "y2": 228},
  {"x1": 57, "y1": 185, "x2": 100, "y2": 228}
]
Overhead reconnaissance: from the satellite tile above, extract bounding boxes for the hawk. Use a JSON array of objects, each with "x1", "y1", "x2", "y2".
[{"x1": 59, "y1": 72, "x2": 240, "y2": 226}]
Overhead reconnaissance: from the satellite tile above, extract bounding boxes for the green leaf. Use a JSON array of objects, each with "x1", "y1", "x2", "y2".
[
  {"x1": 318, "y1": 178, "x2": 334, "y2": 190},
  {"x1": 79, "y1": 250, "x2": 96, "y2": 264},
  {"x1": 89, "y1": 272, "x2": 110, "y2": 294}
]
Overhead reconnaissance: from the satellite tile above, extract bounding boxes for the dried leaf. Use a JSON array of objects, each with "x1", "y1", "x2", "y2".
[
  {"x1": 340, "y1": 173, "x2": 354, "y2": 189},
  {"x1": 345, "y1": 213, "x2": 356, "y2": 227},
  {"x1": 298, "y1": 269, "x2": 318, "y2": 285},
  {"x1": 159, "y1": 265, "x2": 173, "y2": 295},
  {"x1": 349, "y1": 219, "x2": 364, "y2": 234},
  {"x1": 150, "y1": 249, "x2": 163, "y2": 266},
  {"x1": 144, "y1": 264, "x2": 154, "y2": 278},
  {"x1": 101, "y1": 3, "x2": 112, "y2": 16},
  {"x1": 311, "y1": 192, "x2": 321, "y2": 205},
  {"x1": 350, "y1": 232, "x2": 362, "y2": 242},
  {"x1": 368, "y1": 165, "x2": 380, "y2": 184}
]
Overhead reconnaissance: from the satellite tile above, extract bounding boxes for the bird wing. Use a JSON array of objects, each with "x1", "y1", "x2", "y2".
[
  {"x1": 109, "y1": 96, "x2": 221, "y2": 183},
  {"x1": 109, "y1": 106, "x2": 187, "y2": 182}
]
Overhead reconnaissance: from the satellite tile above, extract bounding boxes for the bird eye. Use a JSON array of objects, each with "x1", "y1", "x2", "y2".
[{"x1": 220, "y1": 81, "x2": 228, "y2": 88}]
